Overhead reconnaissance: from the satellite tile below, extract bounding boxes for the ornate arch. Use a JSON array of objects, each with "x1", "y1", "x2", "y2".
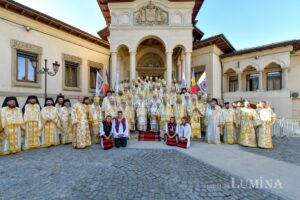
[
  {"x1": 263, "y1": 58, "x2": 286, "y2": 69},
  {"x1": 134, "y1": 35, "x2": 167, "y2": 52}
]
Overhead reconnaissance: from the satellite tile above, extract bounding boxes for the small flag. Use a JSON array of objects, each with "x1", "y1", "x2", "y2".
[
  {"x1": 104, "y1": 70, "x2": 110, "y2": 95},
  {"x1": 197, "y1": 72, "x2": 207, "y2": 95},
  {"x1": 95, "y1": 72, "x2": 104, "y2": 97},
  {"x1": 191, "y1": 70, "x2": 197, "y2": 94}
]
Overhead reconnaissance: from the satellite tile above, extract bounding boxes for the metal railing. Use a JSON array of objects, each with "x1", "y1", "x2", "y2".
[{"x1": 272, "y1": 118, "x2": 300, "y2": 137}]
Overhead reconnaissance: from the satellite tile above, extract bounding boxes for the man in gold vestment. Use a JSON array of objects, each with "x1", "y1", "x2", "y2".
[
  {"x1": 60, "y1": 99, "x2": 73, "y2": 144},
  {"x1": 0, "y1": 97, "x2": 23, "y2": 155},
  {"x1": 158, "y1": 96, "x2": 173, "y2": 138},
  {"x1": 104, "y1": 96, "x2": 117, "y2": 118},
  {"x1": 187, "y1": 94, "x2": 204, "y2": 140},
  {"x1": 257, "y1": 101, "x2": 276, "y2": 149},
  {"x1": 238, "y1": 101, "x2": 261, "y2": 147},
  {"x1": 222, "y1": 102, "x2": 236, "y2": 144},
  {"x1": 205, "y1": 99, "x2": 223, "y2": 144},
  {"x1": 71, "y1": 96, "x2": 91, "y2": 149},
  {"x1": 41, "y1": 98, "x2": 60, "y2": 147},
  {"x1": 22, "y1": 96, "x2": 42, "y2": 150},
  {"x1": 173, "y1": 95, "x2": 185, "y2": 125},
  {"x1": 89, "y1": 96, "x2": 102, "y2": 144}
]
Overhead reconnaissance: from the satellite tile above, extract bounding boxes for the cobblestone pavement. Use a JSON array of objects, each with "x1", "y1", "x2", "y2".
[
  {"x1": 0, "y1": 145, "x2": 285, "y2": 200},
  {"x1": 240, "y1": 137, "x2": 300, "y2": 166}
]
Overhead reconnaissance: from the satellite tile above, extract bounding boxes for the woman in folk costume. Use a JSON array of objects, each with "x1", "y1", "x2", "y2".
[
  {"x1": 22, "y1": 96, "x2": 42, "y2": 150},
  {"x1": 177, "y1": 117, "x2": 192, "y2": 148},
  {"x1": 222, "y1": 102, "x2": 237, "y2": 145},
  {"x1": 164, "y1": 117, "x2": 178, "y2": 146},
  {"x1": 41, "y1": 97, "x2": 60, "y2": 147},
  {"x1": 187, "y1": 94, "x2": 205, "y2": 140},
  {"x1": 256, "y1": 101, "x2": 276, "y2": 149},
  {"x1": 149, "y1": 91, "x2": 160, "y2": 132},
  {"x1": 238, "y1": 101, "x2": 261, "y2": 147},
  {"x1": 205, "y1": 98, "x2": 223, "y2": 144},
  {"x1": 0, "y1": 97, "x2": 24, "y2": 155},
  {"x1": 60, "y1": 99, "x2": 73, "y2": 144},
  {"x1": 99, "y1": 115, "x2": 113, "y2": 150},
  {"x1": 89, "y1": 96, "x2": 102, "y2": 144},
  {"x1": 158, "y1": 96, "x2": 173, "y2": 138},
  {"x1": 136, "y1": 92, "x2": 147, "y2": 132},
  {"x1": 71, "y1": 96, "x2": 91, "y2": 149},
  {"x1": 126, "y1": 94, "x2": 135, "y2": 132},
  {"x1": 104, "y1": 96, "x2": 117, "y2": 119}
]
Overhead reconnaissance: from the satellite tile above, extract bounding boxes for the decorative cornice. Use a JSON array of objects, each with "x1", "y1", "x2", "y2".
[
  {"x1": 10, "y1": 39, "x2": 42, "y2": 54},
  {"x1": 62, "y1": 53, "x2": 82, "y2": 64},
  {"x1": 88, "y1": 60, "x2": 103, "y2": 69}
]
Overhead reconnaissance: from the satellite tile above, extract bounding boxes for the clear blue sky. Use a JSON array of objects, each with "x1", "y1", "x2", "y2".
[{"x1": 15, "y1": 0, "x2": 300, "y2": 50}]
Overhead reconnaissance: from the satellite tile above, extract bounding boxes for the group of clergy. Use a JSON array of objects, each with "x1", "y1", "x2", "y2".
[{"x1": 0, "y1": 76, "x2": 276, "y2": 155}]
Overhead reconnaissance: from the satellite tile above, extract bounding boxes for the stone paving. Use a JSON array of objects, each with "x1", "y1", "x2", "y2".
[
  {"x1": 240, "y1": 137, "x2": 300, "y2": 166},
  {"x1": 0, "y1": 145, "x2": 285, "y2": 200}
]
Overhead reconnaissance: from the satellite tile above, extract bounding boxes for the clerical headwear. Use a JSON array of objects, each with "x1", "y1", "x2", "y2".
[
  {"x1": 94, "y1": 96, "x2": 100, "y2": 104},
  {"x1": 54, "y1": 94, "x2": 65, "y2": 105},
  {"x1": 22, "y1": 95, "x2": 41, "y2": 113},
  {"x1": 62, "y1": 99, "x2": 71, "y2": 107},
  {"x1": 2, "y1": 96, "x2": 19, "y2": 108},
  {"x1": 44, "y1": 97, "x2": 54, "y2": 107},
  {"x1": 121, "y1": 98, "x2": 126, "y2": 104}
]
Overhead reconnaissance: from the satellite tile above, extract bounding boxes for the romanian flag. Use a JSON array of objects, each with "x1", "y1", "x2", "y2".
[
  {"x1": 104, "y1": 69, "x2": 110, "y2": 95},
  {"x1": 191, "y1": 70, "x2": 197, "y2": 94}
]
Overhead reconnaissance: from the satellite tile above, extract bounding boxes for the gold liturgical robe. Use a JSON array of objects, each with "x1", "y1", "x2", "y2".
[
  {"x1": 89, "y1": 104, "x2": 102, "y2": 144},
  {"x1": 222, "y1": 108, "x2": 236, "y2": 144},
  {"x1": 187, "y1": 103, "x2": 204, "y2": 140},
  {"x1": 60, "y1": 107, "x2": 73, "y2": 144},
  {"x1": 23, "y1": 104, "x2": 42, "y2": 150},
  {"x1": 238, "y1": 107, "x2": 261, "y2": 147},
  {"x1": 158, "y1": 104, "x2": 173, "y2": 136},
  {"x1": 41, "y1": 106, "x2": 60, "y2": 147},
  {"x1": 0, "y1": 107, "x2": 23, "y2": 155},
  {"x1": 173, "y1": 103, "x2": 185, "y2": 125},
  {"x1": 71, "y1": 103, "x2": 91, "y2": 149},
  {"x1": 257, "y1": 108, "x2": 276, "y2": 149}
]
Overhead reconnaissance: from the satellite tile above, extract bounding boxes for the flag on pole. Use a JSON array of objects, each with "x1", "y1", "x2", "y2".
[
  {"x1": 181, "y1": 72, "x2": 186, "y2": 89},
  {"x1": 115, "y1": 73, "x2": 119, "y2": 93},
  {"x1": 197, "y1": 72, "x2": 207, "y2": 95},
  {"x1": 104, "y1": 70, "x2": 110, "y2": 95},
  {"x1": 95, "y1": 71, "x2": 104, "y2": 97},
  {"x1": 191, "y1": 70, "x2": 197, "y2": 94}
]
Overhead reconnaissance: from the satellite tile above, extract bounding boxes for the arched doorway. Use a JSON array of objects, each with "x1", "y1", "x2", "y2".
[{"x1": 136, "y1": 37, "x2": 166, "y2": 79}]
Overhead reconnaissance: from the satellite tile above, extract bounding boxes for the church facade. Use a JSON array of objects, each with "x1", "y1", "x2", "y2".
[{"x1": 0, "y1": 0, "x2": 299, "y2": 119}]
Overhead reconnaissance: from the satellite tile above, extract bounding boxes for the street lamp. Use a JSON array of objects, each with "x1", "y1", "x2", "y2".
[{"x1": 31, "y1": 58, "x2": 60, "y2": 99}]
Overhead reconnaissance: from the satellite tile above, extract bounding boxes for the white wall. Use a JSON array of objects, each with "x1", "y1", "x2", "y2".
[{"x1": 0, "y1": 8, "x2": 110, "y2": 106}]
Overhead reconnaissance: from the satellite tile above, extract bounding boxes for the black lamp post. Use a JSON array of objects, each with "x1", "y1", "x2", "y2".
[{"x1": 31, "y1": 58, "x2": 60, "y2": 99}]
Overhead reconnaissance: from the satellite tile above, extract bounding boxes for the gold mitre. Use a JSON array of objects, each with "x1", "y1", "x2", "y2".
[
  {"x1": 94, "y1": 96, "x2": 100, "y2": 103},
  {"x1": 121, "y1": 98, "x2": 126, "y2": 104}
]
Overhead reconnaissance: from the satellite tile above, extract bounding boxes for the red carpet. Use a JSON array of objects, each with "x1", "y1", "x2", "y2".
[{"x1": 138, "y1": 131, "x2": 161, "y2": 141}]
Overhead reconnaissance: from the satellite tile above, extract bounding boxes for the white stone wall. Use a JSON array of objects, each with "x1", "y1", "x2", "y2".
[{"x1": 0, "y1": 8, "x2": 110, "y2": 106}]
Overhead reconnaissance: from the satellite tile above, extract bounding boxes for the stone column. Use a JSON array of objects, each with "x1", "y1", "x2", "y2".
[
  {"x1": 181, "y1": 55, "x2": 186, "y2": 80},
  {"x1": 111, "y1": 51, "x2": 117, "y2": 89},
  {"x1": 185, "y1": 52, "x2": 192, "y2": 89},
  {"x1": 130, "y1": 52, "x2": 136, "y2": 82},
  {"x1": 282, "y1": 68, "x2": 289, "y2": 90},
  {"x1": 258, "y1": 70, "x2": 263, "y2": 91},
  {"x1": 177, "y1": 60, "x2": 182, "y2": 81},
  {"x1": 166, "y1": 51, "x2": 173, "y2": 89},
  {"x1": 238, "y1": 72, "x2": 242, "y2": 92}
]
